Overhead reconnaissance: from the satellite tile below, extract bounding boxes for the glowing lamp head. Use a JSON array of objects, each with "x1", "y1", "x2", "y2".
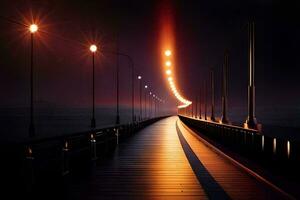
[
  {"x1": 166, "y1": 69, "x2": 172, "y2": 75},
  {"x1": 165, "y1": 61, "x2": 172, "y2": 67},
  {"x1": 168, "y1": 77, "x2": 173, "y2": 81},
  {"x1": 29, "y1": 24, "x2": 38, "y2": 33},
  {"x1": 165, "y1": 50, "x2": 172, "y2": 57},
  {"x1": 138, "y1": 75, "x2": 142, "y2": 80},
  {"x1": 144, "y1": 85, "x2": 148, "y2": 89},
  {"x1": 90, "y1": 44, "x2": 97, "y2": 53}
]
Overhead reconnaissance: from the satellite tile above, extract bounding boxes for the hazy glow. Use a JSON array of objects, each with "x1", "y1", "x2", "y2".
[
  {"x1": 29, "y1": 24, "x2": 38, "y2": 33},
  {"x1": 90, "y1": 44, "x2": 97, "y2": 52},
  {"x1": 165, "y1": 50, "x2": 172, "y2": 56},
  {"x1": 138, "y1": 75, "x2": 142, "y2": 80},
  {"x1": 163, "y1": 49, "x2": 192, "y2": 108},
  {"x1": 166, "y1": 69, "x2": 172, "y2": 75},
  {"x1": 145, "y1": 85, "x2": 148, "y2": 89},
  {"x1": 165, "y1": 61, "x2": 172, "y2": 67}
]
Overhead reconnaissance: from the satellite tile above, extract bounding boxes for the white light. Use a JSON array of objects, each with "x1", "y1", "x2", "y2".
[
  {"x1": 165, "y1": 50, "x2": 172, "y2": 57},
  {"x1": 90, "y1": 44, "x2": 97, "y2": 52},
  {"x1": 166, "y1": 69, "x2": 171, "y2": 75},
  {"x1": 165, "y1": 61, "x2": 171, "y2": 67},
  {"x1": 138, "y1": 75, "x2": 142, "y2": 80},
  {"x1": 145, "y1": 85, "x2": 148, "y2": 89},
  {"x1": 29, "y1": 24, "x2": 38, "y2": 33}
]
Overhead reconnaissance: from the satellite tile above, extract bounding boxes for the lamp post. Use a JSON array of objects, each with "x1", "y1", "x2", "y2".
[
  {"x1": 149, "y1": 92, "x2": 152, "y2": 118},
  {"x1": 244, "y1": 22, "x2": 258, "y2": 129},
  {"x1": 138, "y1": 76, "x2": 142, "y2": 121},
  {"x1": 144, "y1": 85, "x2": 148, "y2": 119},
  {"x1": 116, "y1": 54, "x2": 120, "y2": 125},
  {"x1": 210, "y1": 68, "x2": 216, "y2": 122},
  {"x1": 29, "y1": 24, "x2": 38, "y2": 138},
  {"x1": 90, "y1": 44, "x2": 97, "y2": 129}
]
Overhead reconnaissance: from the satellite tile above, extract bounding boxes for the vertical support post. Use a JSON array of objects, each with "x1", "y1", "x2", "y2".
[
  {"x1": 91, "y1": 52, "x2": 96, "y2": 129},
  {"x1": 191, "y1": 101, "x2": 194, "y2": 118},
  {"x1": 199, "y1": 87, "x2": 202, "y2": 119},
  {"x1": 62, "y1": 141, "x2": 69, "y2": 176},
  {"x1": 25, "y1": 146, "x2": 34, "y2": 192},
  {"x1": 195, "y1": 95, "x2": 198, "y2": 119},
  {"x1": 90, "y1": 133, "x2": 97, "y2": 161},
  {"x1": 139, "y1": 80, "x2": 142, "y2": 121},
  {"x1": 204, "y1": 80, "x2": 207, "y2": 120},
  {"x1": 29, "y1": 33, "x2": 35, "y2": 138},
  {"x1": 116, "y1": 54, "x2": 120, "y2": 125},
  {"x1": 115, "y1": 128, "x2": 119, "y2": 145},
  {"x1": 221, "y1": 51, "x2": 229, "y2": 123},
  {"x1": 131, "y1": 66, "x2": 135, "y2": 123},
  {"x1": 245, "y1": 22, "x2": 258, "y2": 129},
  {"x1": 210, "y1": 68, "x2": 216, "y2": 121}
]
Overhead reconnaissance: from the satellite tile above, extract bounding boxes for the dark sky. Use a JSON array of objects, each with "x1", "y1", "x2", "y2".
[{"x1": 0, "y1": 0, "x2": 299, "y2": 112}]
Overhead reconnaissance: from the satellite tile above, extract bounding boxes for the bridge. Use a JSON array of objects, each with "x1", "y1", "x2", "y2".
[{"x1": 0, "y1": 1, "x2": 299, "y2": 200}]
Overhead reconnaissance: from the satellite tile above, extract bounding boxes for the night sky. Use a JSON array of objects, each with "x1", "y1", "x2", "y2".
[{"x1": 0, "y1": 0, "x2": 299, "y2": 123}]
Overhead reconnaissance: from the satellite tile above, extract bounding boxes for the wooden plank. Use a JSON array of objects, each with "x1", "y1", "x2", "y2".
[{"x1": 66, "y1": 116, "x2": 207, "y2": 199}]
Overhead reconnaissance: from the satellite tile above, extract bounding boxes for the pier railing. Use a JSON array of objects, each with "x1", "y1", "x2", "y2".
[
  {"x1": 3, "y1": 116, "x2": 168, "y2": 194},
  {"x1": 178, "y1": 115, "x2": 300, "y2": 182}
]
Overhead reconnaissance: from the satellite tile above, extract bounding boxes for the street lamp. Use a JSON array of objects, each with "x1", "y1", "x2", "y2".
[
  {"x1": 165, "y1": 50, "x2": 172, "y2": 57},
  {"x1": 28, "y1": 23, "x2": 38, "y2": 138},
  {"x1": 90, "y1": 44, "x2": 97, "y2": 129},
  {"x1": 149, "y1": 92, "x2": 152, "y2": 118},
  {"x1": 165, "y1": 61, "x2": 171, "y2": 67},
  {"x1": 144, "y1": 85, "x2": 148, "y2": 119},
  {"x1": 138, "y1": 75, "x2": 142, "y2": 121}
]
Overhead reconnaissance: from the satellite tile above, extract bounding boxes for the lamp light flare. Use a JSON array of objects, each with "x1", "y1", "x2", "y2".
[
  {"x1": 165, "y1": 61, "x2": 172, "y2": 67},
  {"x1": 29, "y1": 24, "x2": 38, "y2": 33},
  {"x1": 166, "y1": 69, "x2": 172, "y2": 75},
  {"x1": 165, "y1": 50, "x2": 172, "y2": 57},
  {"x1": 144, "y1": 85, "x2": 148, "y2": 89},
  {"x1": 138, "y1": 75, "x2": 142, "y2": 80},
  {"x1": 90, "y1": 44, "x2": 97, "y2": 53},
  {"x1": 163, "y1": 49, "x2": 192, "y2": 108}
]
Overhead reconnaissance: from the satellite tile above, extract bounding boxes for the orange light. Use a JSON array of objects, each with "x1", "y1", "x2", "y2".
[
  {"x1": 165, "y1": 50, "x2": 172, "y2": 57},
  {"x1": 166, "y1": 69, "x2": 172, "y2": 75},
  {"x1": 165, "y1": 61, "x2": 172, "y2": 67},
  {"x1": 29, "y1": 24, "x2": 38, "y2": 33},
  {"x1": 90, "y1": 44, "x2": 97, "y2": 53}
]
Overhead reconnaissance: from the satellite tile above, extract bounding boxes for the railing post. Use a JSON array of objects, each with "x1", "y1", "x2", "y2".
[
  {"x1": 24, "y1": 146, "x2": 34, "y2": 192},
  {"x1": 115, "y1": 128, "x2": 119, "y2": 145},
  {"x1": 62, "y1": 141, "x2": 69, "y2": 176},
  {"x1": 90, "y1": 133, "x2": 97, "y2": 161}
]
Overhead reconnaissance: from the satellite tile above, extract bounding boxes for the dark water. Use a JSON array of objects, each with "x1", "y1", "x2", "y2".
[
  {"x1": 0, "y1": 105, "x2": 170, "y2": 144},
  {"x1": 1, "y1": 105, "x2": 299, "y2": 143}
]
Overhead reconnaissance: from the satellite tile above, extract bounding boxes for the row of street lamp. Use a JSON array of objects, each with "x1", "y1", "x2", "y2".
[{"x1": 26, "y1": 23, "x2": 165, "y2": 138}]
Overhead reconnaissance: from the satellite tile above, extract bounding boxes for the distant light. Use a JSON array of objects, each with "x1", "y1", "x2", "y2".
[
  {"x1": 166, "y1": 69, "x2": 172, "y2": 75},
  {"x1": 138, "y1": 75, "x2": 142, "y2": 80},
  {"x1": 165, "y1": 61, "x2": 172, "y2": 67},
  {"x1": 90, "y1": 44, "x2": 97, "y2": 53},
  {"x1": 168, "y1": 77, "x2": 173, "y2": 81},
  {"x1": 153, "y1": 94, "x2": 155, "y2": 97},
  {"x1": 144, "y1": 85, "x2": 148, "y2": 89},
  {"x1": 165, "y1": 50, "x2": 172, "y2": 57},
  {"x1": 29, "y1": 24, "x2": 38, "y2": 33}
]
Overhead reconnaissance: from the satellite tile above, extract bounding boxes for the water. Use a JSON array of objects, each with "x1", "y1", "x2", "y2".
[{"x1": 0, "y1": 106, "x2": 139, "y2": 144}]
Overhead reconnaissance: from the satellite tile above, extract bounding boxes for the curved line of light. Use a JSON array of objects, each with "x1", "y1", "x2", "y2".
[{"x1": 164, "y1": 50, "x2": 192, "y2": 108}]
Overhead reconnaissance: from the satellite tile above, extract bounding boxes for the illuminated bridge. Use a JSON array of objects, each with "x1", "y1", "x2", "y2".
[{"x1": 1, "y1": 2, "x2": 300, "y2": 200}]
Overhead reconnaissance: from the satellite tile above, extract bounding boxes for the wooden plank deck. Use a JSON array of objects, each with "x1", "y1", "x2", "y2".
[
  {"x1": 66, "y1": 116, "x2": 207, "y2": 199},
  {"x1": 65, "y1": 116, "x2": 288, "y2": 199}
]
